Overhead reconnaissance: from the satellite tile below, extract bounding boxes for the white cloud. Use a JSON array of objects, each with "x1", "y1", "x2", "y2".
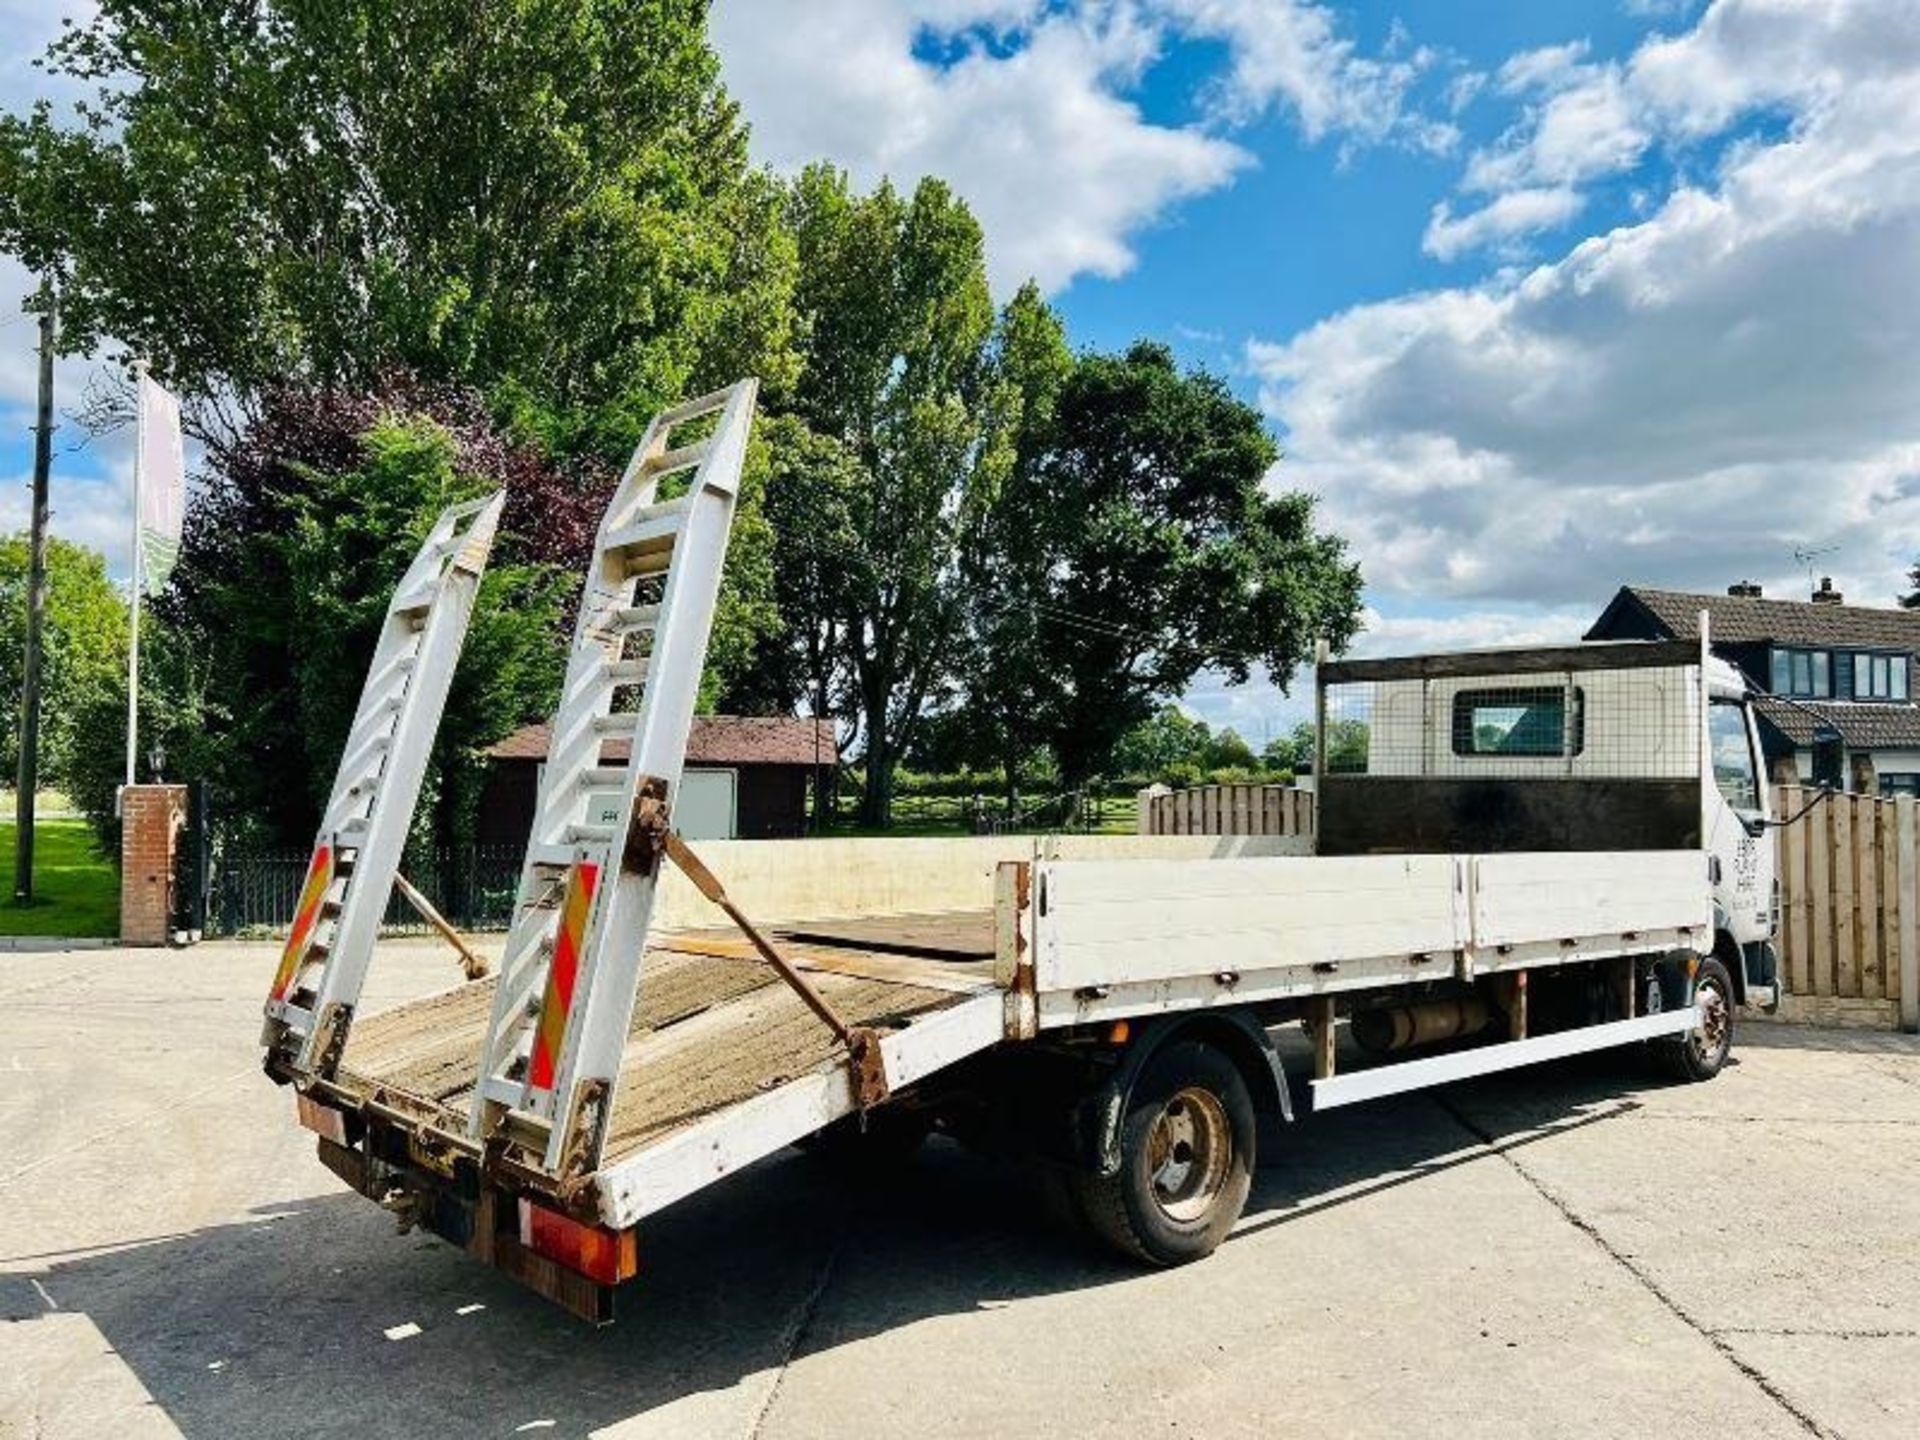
[
  {"x1": 1423, "y1": 186, "x2": 1584, "y2": 261},
  {"x1": 1464, "y1": 66, "x2": 1649, "y2": 196},
  {"x1": 1495, "y1": 41, "x2": 1593, "y2": 96},
  {"x1": 711, "y1": 0, "x2": 1455, "y2": 292},
  {"x1": 0, "y1": 1, "x2": 95, "y2": 116},
  {"x1": 1157, "y1": 0, "x2": 1455, "y2": 153},
  {"x1": 1250, "y1": 34, "x2": 1920, "y2": 618},
  {"x1": 1444, "y1": 69, "x2": 1487, "y2": 114},
  {"x1": 711, "y1": 1, "x2": 1248, "y2": 292},
  {"x1": 1442, "y1": 0, "x2": 1920, "y2": 255}
]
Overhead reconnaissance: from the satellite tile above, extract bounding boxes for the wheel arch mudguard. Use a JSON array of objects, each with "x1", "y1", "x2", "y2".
[{"x1": 1073, "y1": 1011, "x2": 1291, "y2": 1178}]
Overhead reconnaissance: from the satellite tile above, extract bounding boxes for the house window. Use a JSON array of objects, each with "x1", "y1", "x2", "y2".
[
  {"x1": 1881, "y1": 773, "x2": 1920, "y2": 798},
  {"x1": 1451, "y1": 687, "x2": 1585, "y2": 757},
  {"x1": 1852, "y1": 652, "x2": 1911, "y2": 701},
  {"x1": 1771, "y1": 647, "x2": 1832, "y2": 698}
]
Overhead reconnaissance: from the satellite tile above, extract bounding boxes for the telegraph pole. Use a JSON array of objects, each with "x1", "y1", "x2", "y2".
[{"x1": 12, "y1": 284, "x2": 55, "y2": 904}]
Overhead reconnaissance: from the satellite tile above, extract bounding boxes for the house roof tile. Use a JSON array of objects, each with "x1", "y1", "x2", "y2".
[
  {"x1": 1589, "y1": 586, "x2": 1920, "y2": 650},
  {"x1": 1753, "y1": 697, "x2": 1920, "y2": 749},
  {"x1": 488, "y1": 716, "x2": 838, "y2": 767}
]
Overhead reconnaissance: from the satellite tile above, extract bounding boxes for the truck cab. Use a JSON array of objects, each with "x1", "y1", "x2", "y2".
[{"x1": 1316, "y1": 632, "x2": 1783, "y2": 1011}]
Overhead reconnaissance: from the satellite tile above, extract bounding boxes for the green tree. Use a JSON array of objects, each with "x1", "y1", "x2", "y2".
[
  {"x1": 1112, "y1": 706, "x2": 1216, "y2": 779},
  {"x1": 721, "y1": 414, "x2": 867, "y2": 722},
  {"x1": 782, "y1": 166, "x2": 999, "y2": 824},
  {"x1": 275, "y1": 419, "x2": 572, "y2": 849},
  {"x1": 986, "y1": 341, "x2": 1363, "y2": 787},
  {"x1": 956, "y1": 282, "x2": 1075, "y2": 808},
  {"x1": 64, "y1": 615, "x2": 213, "y2": 851},
  {"x1": 71, "y1": 385, "x2": 578, "y2": 851},
  {"x1": 1261, "y1": 725, "x2": 1308, "y2": 772},
  {"x1": 0, "y1": 1, "x2": 796, "y2": 442},
  {"x1": 1264, "y1": 718, "x2": 1368, "y2": 774},
  {"x1": 1205, "y1": 727, "x2": 1257, "y2": 770},
  {"x1": 0, "y1": 536, "x2": 128, "y2": 789}
]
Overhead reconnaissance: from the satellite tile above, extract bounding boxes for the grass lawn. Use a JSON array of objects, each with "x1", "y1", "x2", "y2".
[{"x1": 0, "y1": 819, "x2": 119, "y2": 938}]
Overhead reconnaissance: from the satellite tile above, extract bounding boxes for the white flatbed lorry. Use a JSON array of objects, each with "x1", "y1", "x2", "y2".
[{"x1": 263, "y1": 380, "x2": 1785, "y2": 1321}]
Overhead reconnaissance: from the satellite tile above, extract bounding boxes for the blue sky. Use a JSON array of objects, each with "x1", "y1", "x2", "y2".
[
  {"x1": 8, "y1": 0, "x2": 1920, "y2": 746},
  {"x1": 1061, "y1": 1, "x2": 1663, "y2": 359},
  {"x1": 712, "y1": 0, "x2": 1920, "y2": 738}
]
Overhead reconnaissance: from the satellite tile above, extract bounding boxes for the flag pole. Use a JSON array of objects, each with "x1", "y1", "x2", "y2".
[
  {"x1": 12, "y1": 283, "x2": 55, "y2": 904},
  {"x1": 125, "y1": 359, "x2": 147, "y2": 793}
]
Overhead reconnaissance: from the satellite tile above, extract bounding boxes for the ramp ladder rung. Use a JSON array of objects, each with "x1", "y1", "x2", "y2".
[
  {"x1": 611, "y1": 604, "x2": 661, "y2": 633},
  {"x1": 644, "y1": 440, "x2": 710, "y2": 477}
]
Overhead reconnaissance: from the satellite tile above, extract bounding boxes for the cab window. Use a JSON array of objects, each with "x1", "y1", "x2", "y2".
[
  {"x1": 1709, "y1": 702, "x2": 1759, "y2": 811},
  {"x1": 1451, "y1": 687, "x2": 1584, "y2": 757}
]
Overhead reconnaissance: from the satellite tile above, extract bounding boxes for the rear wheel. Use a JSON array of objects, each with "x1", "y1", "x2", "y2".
[
  {"x1": 1071, "y1": 1041, "x2": 1254, "y2": 1266},
  {"x1": 1655, "y1": 956, "x2": 1734, "y2": 1082}
]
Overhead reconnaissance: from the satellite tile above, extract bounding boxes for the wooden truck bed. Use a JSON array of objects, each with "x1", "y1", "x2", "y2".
[{"x1": 336, "y1": 910, "x2": 999, "y2": 1171}]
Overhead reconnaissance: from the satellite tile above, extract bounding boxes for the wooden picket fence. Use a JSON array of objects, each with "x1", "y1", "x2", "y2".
[
  {"x1": 1140, "y1": 783, "x2": 1315, "y2": 838},
  {"x1": 1773, "y1": 785, "x2": 1917, "y2": 1029}
]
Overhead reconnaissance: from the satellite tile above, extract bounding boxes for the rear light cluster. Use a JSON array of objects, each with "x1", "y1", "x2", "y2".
[{"x1": 517, "y1": 1199, "x2": 637, "y2": 1284}]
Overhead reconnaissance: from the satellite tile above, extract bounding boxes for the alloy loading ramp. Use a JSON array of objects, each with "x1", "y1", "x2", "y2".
[
  {"x1": 469, "y1": 379, "x2": 770, "y2": 1183},
  {"x1": 264, "y1": 492, "x2": 506, "y2": 1077}
]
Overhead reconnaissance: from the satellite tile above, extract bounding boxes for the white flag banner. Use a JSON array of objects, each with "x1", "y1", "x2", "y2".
[{"x1": 137, "y1": 372, "x2": 185, "y2": 596}]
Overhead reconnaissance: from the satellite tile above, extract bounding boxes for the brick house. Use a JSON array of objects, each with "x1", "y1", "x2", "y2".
[{"x1": 1585, "y1": 579, "x2": 1920, "y2": 793}]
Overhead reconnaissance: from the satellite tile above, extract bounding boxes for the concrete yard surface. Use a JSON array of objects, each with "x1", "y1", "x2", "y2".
[{"x1": 2, "y1": 939, "x2": 1918, "y2": 1439}]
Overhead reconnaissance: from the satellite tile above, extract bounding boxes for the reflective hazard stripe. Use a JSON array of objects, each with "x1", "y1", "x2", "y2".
[
  {"x1": 529, "y1": 860, "x2": 600, "y2": 1092},
  {"x1": 271, "y1": 844, "x2": 335, "y2": 1001}
]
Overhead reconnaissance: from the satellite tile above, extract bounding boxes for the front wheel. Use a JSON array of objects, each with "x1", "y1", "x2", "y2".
[
  {"x1": 1070, "y1": 1041, "x2": 1255, "y2": 1266},
  {"x1": 1655, "y1": 955, "x2": 1734, "y2": 1082}
]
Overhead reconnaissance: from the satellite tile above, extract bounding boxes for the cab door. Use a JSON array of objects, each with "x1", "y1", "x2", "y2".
[{"x1": 1706, "y1": 699, "x2": 1774, "y2": 947}]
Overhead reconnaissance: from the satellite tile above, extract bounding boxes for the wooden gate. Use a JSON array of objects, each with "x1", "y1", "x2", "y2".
[{"x1": 1774, "y1": 785, "x2": 1918, "y2": 1030}]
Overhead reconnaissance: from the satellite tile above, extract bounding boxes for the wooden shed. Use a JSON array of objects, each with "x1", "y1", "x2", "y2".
[{"x1": 478, "y1": 716, "x2": 837, "y2": 845}]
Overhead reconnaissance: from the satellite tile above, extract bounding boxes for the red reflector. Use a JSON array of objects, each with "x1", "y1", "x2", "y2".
[{"x1": 517, "y1": 1199, "x2": 637, "y2": 1285}]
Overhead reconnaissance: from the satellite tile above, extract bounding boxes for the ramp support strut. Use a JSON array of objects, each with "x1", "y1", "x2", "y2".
[{"x1": 629, "y1": 793, "x2": 890, "y2": 1109}]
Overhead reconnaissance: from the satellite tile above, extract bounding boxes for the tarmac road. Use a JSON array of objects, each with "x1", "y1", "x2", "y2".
[{"x1": 3, "y1": 938, "x2": 1917, "y2": 1439}]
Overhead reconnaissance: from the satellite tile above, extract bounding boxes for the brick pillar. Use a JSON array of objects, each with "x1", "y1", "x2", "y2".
[{"x1": 120, "y1": 784, "x2": 187, "y2": 946}]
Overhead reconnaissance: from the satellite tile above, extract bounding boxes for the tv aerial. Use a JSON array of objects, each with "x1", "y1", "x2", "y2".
[{"x1": 1793, "y1": 543, "x2": 1839, "y2": 589}]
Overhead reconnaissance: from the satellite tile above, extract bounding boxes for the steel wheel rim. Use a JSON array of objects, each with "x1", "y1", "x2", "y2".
[
  {"x1": 1146, "y1": 1086, "x2": 1231, "y2": 1224},
  {"x1": 1691, "y1": 976, "x2": 1730, "y2": 1063}
]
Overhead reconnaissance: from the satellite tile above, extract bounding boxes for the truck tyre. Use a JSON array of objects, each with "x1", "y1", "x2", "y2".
[
  {"x1": 1655, "y1": 956, "x2": 1735, "y2": 1082},
  {"x1": 1071, "y1": 1041, "x2": 1255, "y2": 1266}
]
